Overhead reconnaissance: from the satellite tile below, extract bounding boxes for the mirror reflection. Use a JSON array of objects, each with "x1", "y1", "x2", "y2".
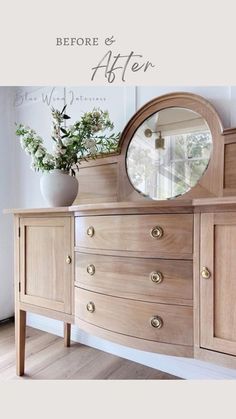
[{"x1": 126, "y1": 107, "x2": 212, "y2": 200}]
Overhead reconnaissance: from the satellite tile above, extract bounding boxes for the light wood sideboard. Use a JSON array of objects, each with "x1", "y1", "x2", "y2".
[
  {"x1": 7, "y1": 92, "x2": 236, "y2": 376},
  {"x1": 7, "y1": 197, "x2": 236, "y2": 375}
]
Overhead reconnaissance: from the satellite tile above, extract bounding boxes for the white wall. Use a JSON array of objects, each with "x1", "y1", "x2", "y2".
[
  {"x1": 136, "y1": 86, "x2": 233, "y2": 127},
  {"x1": 8, "y1": 85, "x2": 236, "y2": 378},
  {"x1": 0, "y1": 87, "x2": 15, "y2": 319}
]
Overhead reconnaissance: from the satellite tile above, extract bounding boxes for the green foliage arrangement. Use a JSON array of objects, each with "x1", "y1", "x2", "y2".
[{"x1": 15, "y1": 106, "x2": 120, "y2": 175}]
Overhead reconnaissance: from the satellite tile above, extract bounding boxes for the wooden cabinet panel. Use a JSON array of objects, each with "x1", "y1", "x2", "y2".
[
  {"x1": 75, "y1": 253, "x2": 193, "y2": 305},
  {"x1": 200, "y1": 213, "x2": 236, "y2": 355},
  {"x1": 75, "y1": 214, "x2": 193, "y2": 258},
  {"x1": 74, "y1": 162, "x2": 118, "y2": 204},
  {"x1": 19, "y1": 217, "x2": 73, "y2": 313},
  {"x1": 75, "y1": 288, "x2": 193, "y2": 346}
]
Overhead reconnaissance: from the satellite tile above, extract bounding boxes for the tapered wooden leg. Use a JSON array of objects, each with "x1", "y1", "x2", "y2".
[
  {"x1": 64, "y1": 323, "x2": 71, "y2": 347},
  {"x1": 15, "y1": 309, "x2": 26, "y2": 376}
]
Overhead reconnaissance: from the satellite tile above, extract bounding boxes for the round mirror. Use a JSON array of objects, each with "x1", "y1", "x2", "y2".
[{"x1": 126, "y1": 107, "x2": 212, "y2": 200}]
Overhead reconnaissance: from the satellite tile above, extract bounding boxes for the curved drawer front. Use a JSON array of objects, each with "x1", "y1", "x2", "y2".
[
  {"x1": 75, "y1": 253, "x2": 193, "y2": 304},
  {"x1": 75, "y1": 288, "x2": 193, "y2": 346},
  {"x1": 75, "y1": 214, "x2": 193, "y2": 258}
]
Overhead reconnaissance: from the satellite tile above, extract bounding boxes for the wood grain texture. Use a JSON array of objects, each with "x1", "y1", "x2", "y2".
[
  {"x1": 75, "y1": 288, "x2": 193, "y2": 346},
  {"x1": 19, "y1": 217, "x2": 73, "y2": 314},
  {"x1": 64, "y1": 323, "x2": 71, "y2": 347},
  {"x1": 76, "y1": 318, "x2": 193, "y2": 358},
  {"x1": 199, "y1": 213, "x2": 214, "y2": 350},
  {"x1": 0, "y1": 324, "x2": 180, "y2": 380},
  {"x1": 75, "y1": 214, "x2": 193, "y2": 258},
  {"x1": 195, "y1": 347, "x2": 236, "y2": 370},
  {"x1": 74, "y1": 247, "x2": 193, "y2": 260},
  {"x1": 72, "y1": 199, "x2": 194, "y2": 211},
  {"x1": 223, "y1": 127, "x2": 236, "y2": 144},
  {"x1": 15, "y1": 309, "x2": 26, "y2": 376},
  {"x1": 193, "y1": 213, "x2": 200, "y2": 348},
  {"x1": 214, "y1": 223, "x2": 236, "y2": 341},
  {"x1": 75, "y1": 253, "x2": 193, "y2": 305},
  {"x1": 224, "y1": 143, "x2": 236, "y2": 189},
  {"x1": 74, "y1": 163, "x2": 118, "y2": 204},
  {"x1": 194, "y1": 196, "x2": 236, "y2": 213},
  {"x1": 5, "y1": 207, "x2": 70, "y2": 214},
  {"x1": 18, "y1": 302, "x2": 74, "y2": 323},
  {"x1": 194, "y1": 196, "x2": 236, "y2": 206},
  {"x1": 200, "y1": 212, "x2": 236, "y2": 356}
]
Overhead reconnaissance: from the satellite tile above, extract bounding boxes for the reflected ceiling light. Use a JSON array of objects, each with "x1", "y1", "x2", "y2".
[
  {"x1": 155, "y1": 131, "x2": 165, "y2": 150},
  {"x1": 144, "y1": 128, "x2": 165, "y2": 150}
]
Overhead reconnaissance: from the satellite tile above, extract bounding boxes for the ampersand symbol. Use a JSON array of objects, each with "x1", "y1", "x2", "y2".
[{"x1": 105, "y1": 36, "x2": 116, "y2": 46}]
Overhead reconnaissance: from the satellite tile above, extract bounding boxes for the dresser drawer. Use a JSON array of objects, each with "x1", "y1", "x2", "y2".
[
  {"x1": 75, "y1": 253, "x2": 193, "y2": 304},
  {"x1": 75, "y1": 214, "x2": 193, "y2": 258},
  {"x1": 75, "y1": 288, "x2": 193, "y2": 346}
]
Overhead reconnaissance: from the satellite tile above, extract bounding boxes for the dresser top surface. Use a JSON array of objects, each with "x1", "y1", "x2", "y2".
[
  {"x1": 5, "y1": 200, "x2": 194, "y2": 215},
  {"x1": 5, "y1": 196, "x2": 236, "y2": 215}
]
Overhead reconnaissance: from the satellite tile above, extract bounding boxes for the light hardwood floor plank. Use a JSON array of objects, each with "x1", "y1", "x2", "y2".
[{"x1": 0, "y1": 324, "x2": 180, "y2": 380}]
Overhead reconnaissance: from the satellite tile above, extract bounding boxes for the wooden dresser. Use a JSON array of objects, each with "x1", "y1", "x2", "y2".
[
  {"x1": 8, "y1": 92, "x2": 236, "y2": 376},
  {"x1": 10, "y1": 197, "x2": 236, "y2": 376}
]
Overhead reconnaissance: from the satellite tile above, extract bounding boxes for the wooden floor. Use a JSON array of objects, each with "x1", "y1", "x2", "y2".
[{"x1": 0, "y1": 322, "x2": 180, "y2": 380}]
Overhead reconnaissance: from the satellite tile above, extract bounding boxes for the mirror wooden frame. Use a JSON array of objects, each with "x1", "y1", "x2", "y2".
[{"x1": 118, "y1": 92, "x2": 224, "y2": 201}]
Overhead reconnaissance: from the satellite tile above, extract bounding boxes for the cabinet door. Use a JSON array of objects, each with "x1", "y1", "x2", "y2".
[
  {"x1": 200, "y1": 212, "x2": 236, "y2": 356},
  {"x1": 19, "y1": 217, "x2": 72, "y2": 313}
]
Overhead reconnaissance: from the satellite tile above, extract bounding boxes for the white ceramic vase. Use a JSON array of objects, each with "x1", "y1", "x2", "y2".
[{"x1": 40, "y1": 169, "x2": 78, "y2": 207}]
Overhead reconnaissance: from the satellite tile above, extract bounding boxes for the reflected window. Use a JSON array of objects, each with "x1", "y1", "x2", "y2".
[{"x1": 126, "y1": 108, "x2": 212, "y2": 200}]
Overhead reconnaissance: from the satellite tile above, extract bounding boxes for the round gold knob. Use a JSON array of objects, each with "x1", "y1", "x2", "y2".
[
  {"x1": 87, "y1": 226, "x2": 95, "y2": 237},
  {"x1": 201, "y1": 266, "x2": 211, "y2": 279},
  {"x1": 87, "y1": 264, "x2": 95, "y2": 276},
  {"x1": 66, "y1": 255, "x2": 72, "y2": 264},
  {"x1": 149, "y1": 271, "x2": 163, "y2": 284},
  {"x1": 86, "y1": 301, "x2": 95, "y2": 313},
  {"x1": 150, "y1": 316, "x2": 163, "y2": 329},
  {"x1": 150, "y1": 226, "x2": 164, "y2": 239}
]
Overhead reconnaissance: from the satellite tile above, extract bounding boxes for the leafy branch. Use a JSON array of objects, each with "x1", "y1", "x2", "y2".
[{"x1": 16, "y1": 106, "x2": 120, "y2": 175}]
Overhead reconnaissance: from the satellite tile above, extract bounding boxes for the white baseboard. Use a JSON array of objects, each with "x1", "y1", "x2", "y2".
[{"x1": 26, "y1": 313, "x2": 236, "y2": 379}]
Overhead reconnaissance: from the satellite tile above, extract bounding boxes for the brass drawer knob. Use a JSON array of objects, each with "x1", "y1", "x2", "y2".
[
  {"x1": 150, "y1": 316, "x2": 163, "y2": 329},
  {"x1": 66, "y1": 255, "x2": 72, "y2": 264},
  {"x1": 87, "y1": 264, "x2": 95, "y2": 276},
  {"x1": 150, "y1": 271, "x2": 163, "y2": 284},
  {"x1": 150, "y1": 226, "x2": 164, "y2": 239},
  {"x1": 87, "y1": 226, "x2": 95, "y2": 237},
  {"x1": 201, "y1": 266, "x2": 211, "y2": 279},
  {"x1": 86, "y1": 301, "x2": 95, "y2": 313}
]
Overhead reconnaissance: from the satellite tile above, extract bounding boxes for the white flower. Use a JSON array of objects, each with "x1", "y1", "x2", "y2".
[
  {"x1": 28, "y1": 143, "x2": 35, "y2": 152},
  {"x1": 85, "y1": 138, "x2": 96, "y2": 148},
  {"x1": 43, "y1": 154, "x2": 53, "y2": 164},
  {"x1": 53, "y1": 144, "x2": 66, "y2": 156},
  {"x1": 35, "y1": 147, "x2": 45, "y2": 158},
  {"x1": 25, "y1": 148, "x2": 32, "y2": 156},
  {"x1": 63, "y1": 137, "x2": 74, "y2": 146},
  {"x1": 89, "y1": 146, "x2": 97, "y2": 155}
]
